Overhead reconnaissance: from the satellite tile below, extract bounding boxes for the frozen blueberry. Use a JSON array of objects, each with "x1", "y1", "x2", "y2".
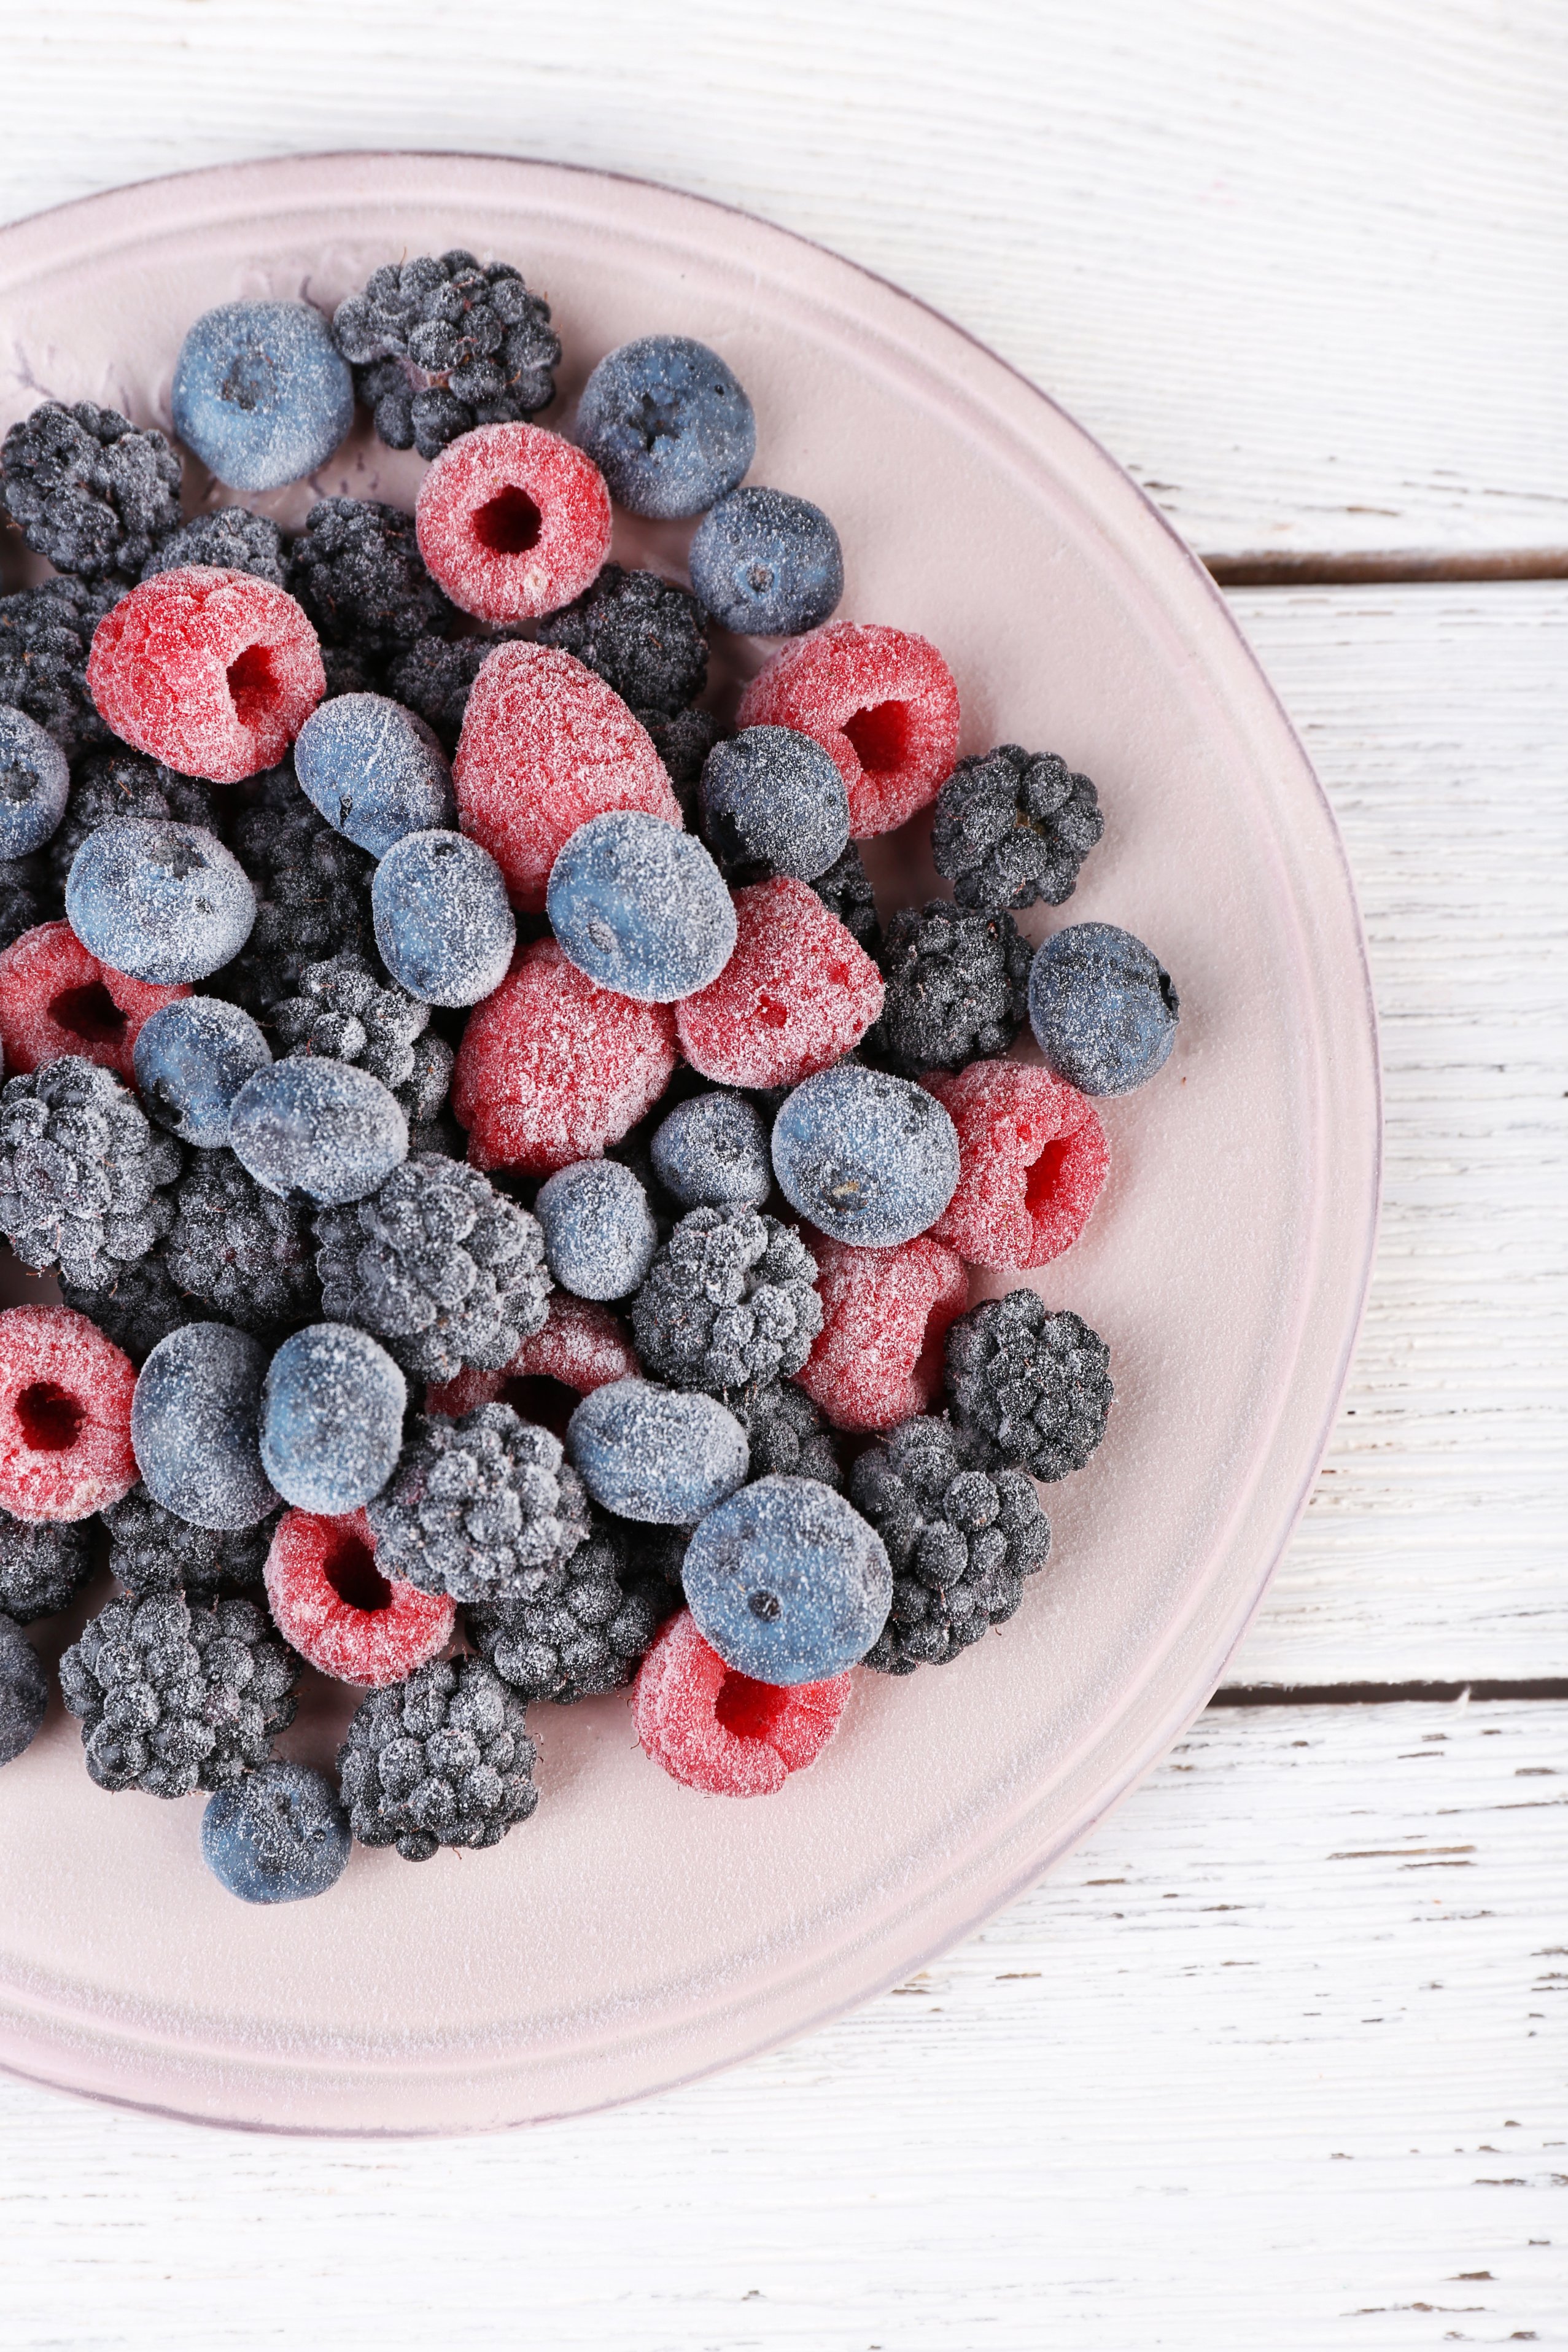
[
  {"x1": 1028, "y1": 922, "x2": 1179, "y2": 1095},
  {"x1": 293, "y1": 693, "x2": 455, "y2": 859},
  {"x1": 131, "y1": 1321, "x2": 281, "y2": 1530},
  {"x1": 260, "y1": 1322, "x2": 406, "y2": 1513},
  {"x1": 697, "y1": 726, "x2": 849, "y2": 883},
  {"x1": 575, "y1": 336, "x2": 755, "y2": 521},
  {"x1": 0, "y1": 1613, "x2": 47, "y2": 1767},
  {"x1": 371, "y1": 828, "x2": 516, "y2": 1006},
  {"x1": 546, "y1": 809, "x2": 735, "y2": 1003},
  {"x1": 171, "y1": 300, "x2": 355, "y2": 493},
  {"x1": 650, "y1": 1090, "x2": 772, "y2": 1209},
  {"x1": 66, "y1": 818, "x2": 256, "y2": 985},
  {"x1": 772, "y1": 1065, "x2": 960, "y2": 1248},
  {"x1": 228, "y1": 1058, "x2": 408, "y2": 1205},
  {"x1": 683, "y1": 1474, "x2": 891, "y2": 1685},
  {"x1": 535, "y1": 1159, "x2": 658, "y2": 1301},
  {"x1": 689, "y1": 487, "x2": 844, "y2": 636},
  {"x1": 0, "y1": 704, "x2": 70, "y2": 860},
  {"x1": 201, "y1": 1760, "x2": 351, "y2": 1904},
  {"x1": 133, "y1": 995, "x2": 273, "y2": 1148},
  {"x1": 567, "y1": 1377, "x2": 748, "y2": 1525}
]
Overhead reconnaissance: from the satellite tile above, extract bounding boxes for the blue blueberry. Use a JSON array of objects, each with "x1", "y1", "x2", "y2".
[
  {"x1": 650, "y1": 1091, "x2": 772, "y2": 1209},
  {"x1": 260, "y1": 1323, "x2": 406, "y2": 1514},
  {"x1": 1028, "y1": 922, "x2": 1179, "y2": 1095},
  {"x1": 683, "y1": 1474, "x2": 891, "y2": 1685},
  {"x1": 0, "y1": 704, "x2": 70, "y2": 859},
  {"x1": 131, "y1": 1322, "x2": 281, "y2": 1531},
  {"x1": 689, "y1": 487, "x2": 844, "y2": 636},
  {"x1": 772, "y1": 1065, "x2": 960, "y2": 1247},
  {"x1": 293, "y1": 693, "x2": 455, "y2": 858},
  {"x1": 535, "y1": 1160, "x2": 658, "y2": 1301},
  {"x1": 201, "y1": 1761, "x2": 351, "y2": 1904},
  {"x1": 133, "y1": 996, "x2": 272, "y2": 1148},
  {"x1": 546, "y1": 810, "x2": 735, "y2": 1003},
  {"x1": 371, "y1": 828, "x2": 516, "y2": 1006},
  {"x1": 228, "y1": 1059, "x2": 408, "y2": 1205},
  {"x1": 0, "y1": 1613, "x2": 47, "y2": 1768},
  {"x1": 567, "y1": 1378, "x2": 748, "y2": 1525},
  {"x1": 697, "y1": 726, "x2": 848, "y2": 882},
  {"x1": 171, "y1": 300, "x2": 355, "y2": 493},
  {"x1": 66, "y1": 818, "x2": 256, "y2": 985},
  {"x1": 575, "y1": 336, "x2": 755, "y2": 521}
]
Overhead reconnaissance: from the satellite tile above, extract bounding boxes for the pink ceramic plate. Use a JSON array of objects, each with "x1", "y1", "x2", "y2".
[{"x1": 0, "y1": 155, "x2": 1378, "y2": 2135}]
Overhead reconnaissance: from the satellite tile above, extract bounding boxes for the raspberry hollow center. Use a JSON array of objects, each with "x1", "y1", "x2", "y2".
[
  {"x1": 472, "y1": 486, "x2": 543, "y2": 556},
  {"x1": 48, "y1": 982, "x2": 126, "y2": 1045},
  {"x1": 227, "y1": 642, "x2": 279, "y2": 727},
  {"x1": 843, "y1": 700, "x2": 913, "y2": 775},
  {"x1": 322, "y1": 1531, "x2": 392, "y2": 1615},
  {"x1": 1025, "y1": 1138, "x2": 1074, "y2": 1217},
  {"x1": 15, "y1": 1380, "x2": 85, "y2": 1453},
  {"x1": 714, "y1": 1671, "x2": 791, "y2": 1743}
]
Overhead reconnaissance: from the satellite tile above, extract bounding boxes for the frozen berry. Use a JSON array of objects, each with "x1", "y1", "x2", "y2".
[
  {"x1": 650, "y1": 1090, "x2": 771, "y2": 1210},
  {"x1": 0, "y1": 1055, "x2": 182, "y2": 1290},
  {"x1": 633, "y1": 1609, "x2": 852, "y2": 1797},
  {"x1": 0, "y1": 705, "x2": 71, "y2": 860},
  {"x1": 384, "y1": 635, "x2": 492, "y2": 752},
  {"x1": 567, "y1": 1377, "x2": 748, "y2": 1525},
  {"x1": 163, "y1": 1147, "x2": 320, "y2": 1338},
  {"x1": 0, "y1": 1612, "x2": 47, "y2": 1766},
  {"x1": 336, "y1": 1654, "x2": 536, "y2": 1861},
  {"x1": 60, "y1": 1589, "x2": 297, "y2": 1797},
  {"x1": 333, "y1": 250, "x2": 561, "y2": 458},
  {"x1": 546, "y1": 809, "x2": 735, "y2": 1003},
  {"x1": 1028, "y1": 922, "x2": 1179, "y2": 1096},
  {"x1": 536, "y1": 565, "x2": 707, "y2": 716},
  {"x1": 682, "y1": 1475, "x2": 891, "y2": 1685},
  {"x1": 737, "y1": 622, "x2": 960, "y2": 839},
  {"x1": 368, "y1": 1403, "x2": 589, "y2": 1606},
  {"x1": 923, "y1": 1062, "x2": 1109, "y2": 1268},
  {"x1": 172, "y1": 301, "x2": 355, "y2": 492},
  {"x1": 201, "y1": 1760, "x2": 352, "y2": 1903},
  {"x1": 66, "y1": 818, "x2": 256, "y2": 984},
  {"x1": 795, "y1": 1232, "x2": 969, "y2": 1431},
  {"x1": 728, "y1": 1380, "x2": 841, "y2": 1486},
  {"x1": 87, "y1": 567, "x2": 325, "y2": 785},
  {"x1": 0, "y1": 1508, "x2": 94, "y2": 1621},
  {"x1": 874, "y1": 901, "x2": 1030, "y2": 1074},
  {"x1": 0, "y1": 856, "x2": 58, "y2": 958},
  {"x1": 809, "y1": 840, "x2": 882, "y2": 957},
  {"x1": 536, "y1": 1159, "x2": 658, "y2": 1301},
  {"x1": 228, "y1": 1057, "x2": 408, "y2": 1204},
  {"x1": 425, "y1": 1294, "x2": 639, "y2": 1422},
  {"x1": 0, "y1": 1302, "x2": 138, "y2": 1521},
  {"x1": 414, "y1": 421, "x2": 611, "y2": 623},
  {"x1": 945, "y1": 1291, "x2": 1113, "y2": 1481},
  {"x1": 0, "y1": 576, "x2": 117, "y2": 756},
  {"x1": 293, "y1": 693, "x2": 455, "y2": 858},
  {"x1": 371, "y1": 828, "x2": 516, "y2": 1006},
  {"x1": 772, "y1": 1064, "x2": 960, "y2": 1248},
  {"x1": 131, "y1": 1321, "x2": 281, "y2": 1530},
  {"x1": 101, "y1": 1483, "x2": 274, "y2": 1601},
  {"x1": 576, "y1": 338, "x2": 755, "y2": 521},
  {"x1": 1, "y1": 400, "x2": 180, "y2": 582},
  {"x1": 285, "y1": 498, "x2": 455, "y2": 653},
  {"x1": 260, "y1": 1323, "x2": 407, "y2": 1515},
  {"x1": 142, "y1": 506, "x2": 286, "y2": 588},
  {"x1": 689, "y1": 486, "x2": 844, "y2": 636},
  {"x1": 45, "y1": 746, "x2": 217, "y2": 902},
  {"x1": 133, "y1": 995, "x2": 272, "y2": 1147},
  {"x1": 222, "y1": 766, "x2": 376, "y2": 1014},
  {"x1": 630, "y1": 1208, "x2": 821, "y2": 1397},
  {"x1": 0, "y1": 919, "x2": 187, "y2": 1081},
  {"x1": 673, "y1": 875, "x2": 882, "y2": 1092},
  {"x1": 263, "y1": 1505, "x2": 452, "y2": 1688},
  {"x1": 933, "y1": 745, "x2": 1103, "y2": 914},
  {"x1": 697, "y1": 726, "x2": 849, "y2": 883}
]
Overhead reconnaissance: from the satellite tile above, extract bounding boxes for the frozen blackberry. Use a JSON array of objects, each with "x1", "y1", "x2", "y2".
[
  {"x1": 164, "y1": 1147, "x2": 322, "y2": 1337},
  {"x1": 933, "y1": 745, "x2": 1103, "y2": 914},
  {"x1": 382, "y1": 635, "x2": 493, "y2": 753},
  {"x1": 368, "y1": 1402, "x2": 589, "y2": 1605},
  {"x1": 59, "y1": 1591, "x2": 298, "y2": 1798},
  {"x1": 0, "y1": 854, "x2": 60, "y2": 952},
  {"x1": 0, "y1": 1508, "x2": 95, "y2": 1624},
  {"x1": 285, "y1": 498, "x2": 456, "y2": 653},
  {"x1": 850, "y1": 1416, "x2": 1051, "y2": 1672},
  {"x1": 316, "y1": 1155, "x2": 549, "y2": 1384},
  {"x1": 726, "y1": 1380, "x2": 842, "y2": 1488},
  {"x1": 333, "y1": 252, "x2": 561, "y2": 460},
  {"x1": 466, "y1": 1518, "x2": 669, "y2": 1704},
  {"x1": 271, "y1": 953, "x2": 454, "y2": 1127},
  {"x1": 60, "y1": 1252, "x2": 197, "y2": 1364},
  {"x1": 0, "y1": 576, "x2": 119, "y2": 755},
  {"x1": 141, "y1": 505, "x2": 287, "y2": 588},
  {"x1": 0, "y1": 1056, "x2": 182, "y2": 1289},
  {"x1": 337, "y1": 1655, "x2": 537, "y2": 1861},
  {"x1": 1, "y1": 400, "x2": 181, "y2": 581},
  {"x1": 45, "y1": 746, "x2": 217, "y2": 894},
  {"x1": 945, "y1": 1292, "x2": 1112, "y2": 1481},
  {"x1": 809, "y1": 840, "x2": 882, "y2": 957},
  {"x1": 630, "y1": 1206, "x2": 823, "y2": 1397},
  {"x1": 638, "y1": 705, "x2": 729, "y2": 815},
  {"x1": 536, "y1": 566, "x2": 707, "y2": 718},
  {"x1": 873, "y1": 901, "x2": 1030, "y2": 1074},
  {"x1": 101, "y1": 1484, "x2": 276, "y2": 1600},
  {"x1": 222, "y1": 765, "x2": 376, "y2": 1011},
  {"x1": 319, "y1": 642, "x2": 386, "y2": 702}
]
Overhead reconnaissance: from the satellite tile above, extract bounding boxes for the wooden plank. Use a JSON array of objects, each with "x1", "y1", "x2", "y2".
[
  {"x1": 0, "y1": 1698, "x2": 1558, "y2": 2346},
  {"x1": 0, "y1": 0, "x2": 1562, "y2": 567}
]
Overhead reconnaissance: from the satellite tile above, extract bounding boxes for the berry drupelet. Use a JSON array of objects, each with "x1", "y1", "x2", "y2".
[
  {"x1": 337, "y1": 1654, "x2": 538, "y2": 1860},
  {"x1": 0, "y1": 577, "x2": 120, "y2": 755},
  {"x1": 162, "y1": 1146, "x2": 322, "y2": 1338},
  {"x1": 465, "y1": 1516, "x2": 672, "y2": 1705},
  {"x1": 629, "y1": 1207, "x2": 823, "y2": 1397},
  {"x1": 0, "y1": 1057, "x2": 182, "y2": 1290},
  {"x1": 368, "y1": 1402, "x2": 590, "y2": 1606},
  {"x1": 0, "y1": 1508, "x2": 95, "y2": 1624},
  {"x1": 101, "y1": 1485, "x2": 276, "y2": 1601},
  {"x1": 807, "y1": 841, "x2": 882, "y2": 957},
  {"x1": 945, "y1": 1291, "x2": 1113, "y2": 1481},
  {"x1": 59, "y1": 1591, "x2": 299, "y2": 1798},
  {"x1": 382, "y1": 635, "x2": 495, "y2": 755},
  {"x1": 271, "y1": 952, "x2": 454, "y2": 1131},
  {"x1": 141, "y1": 505, "x2": 287, "y2": 588},
  {"x1": 932, "y1": 746, "x2": 1104, "y2": 914},
  {"x1": 333, "y1": 252, "x2": 562, "y2": 459},
  {"x1": 535, "y1": 565, "x2": 708, "y2": 720},
  {"x1": 1, "y1": 400, "x2": 181, "y2": 582},
  {"x1": 59, "y1": 1252, "x2": 196, "y2": 1364},
  {"x1": 285, "y1": 497, "x2": 456, "y2": 655},
  {"x1": 726, "y1": 1380, "x2": 842, "y2": 1488},
  {"x1": 222, "y1": 764, "x2": 377, "y2": 1011},
  {"x1": 873, "y1": 901, "x2": 1030, "y2": 1074}
]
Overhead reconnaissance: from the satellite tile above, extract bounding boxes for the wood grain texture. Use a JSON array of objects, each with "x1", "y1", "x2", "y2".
[{"x1": 0, "y1": 0, "x2": 1563, "y2": 567}]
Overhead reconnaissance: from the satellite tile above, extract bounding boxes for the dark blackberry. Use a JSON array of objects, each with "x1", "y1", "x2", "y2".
[
  {"x1": 101, "y1": 1485, "x2": 276, "y2": 1600},
  {"x1": 333, "y1": 252, "x2": 561, "y2": 460},
  {"x1": 382, "y1": 635, "x2": 492, "y2": 753},
  {"x1": 271, "y1": 953, "x2": 454, "y2": 1128},
  {"x1": 222, "y1": 764, "x2": 376, "y2": 1010},
  {"x1": 338, "y1": 1655, "x2": 538, "y2": 1861},
  {"x1": 45, "y1": 746, "x2": 218, "y2": 894},
  {"x1": 637, "y1": 704, "x2": 729, "y2": 820},
  {"x1": 873, "y1": 901, "x2": 1030, "y2": 1074},
  {"x1": 60, "y1": 1252, "x2": 196, "y2": 1364},
  {"x1": 726, "y1": 1381, "x2": 842, "y2": 1488},
  {"x1": 164, "y1": 1147, "x2": 322, "y2": 1338},
  {"x1": 945, "y1": 1291, "x2": 1112, "y2": 1480},
  {"x1": 285, "y1": 498, "x2": 456, "y2": 653},
  {"x1": 367, "y1": 1403, "x2": 591, "y2": 1605},
  {"x1": 536, "y1": 566, "x2": 707, "y2": 718},
  {"x1": 0, "y1": 854, "x2": 60, "y2": 952},
  {"x1": 319, "y1": 642, "x2": 386, "y2": 702},
  {"x1": 850, "y1": 1416, "x2": 1051, "y2": 1672},
  {"x1": 1, "y1": 400, "x2": 181, "y2": 581},
  {"x1": 141, "y1": 505, "x2": 287, "y2": 588},
  {"x1": 59, "y1": 1592, "x2": 298, "y2": 1798},
  {"x1": 933, "y1": 745, "x2": 1104, "y2": 913},
  {"x1": 0, "y1": 1056, "x2": 182, "y2": 1289},
  {"x1": 316, "y1": 1155, "x2": 549, "y2": 1384},
  {"x1": 0, "y1": 1509, "x2": 95, "y2": 1624},
  {"x1": 466, "y1": 1518, "x2": 669, "y2": 1705},
  {"x1": 809, "y1": 840, "x2": 882, "y2": 957},
  {"x1": 0, "y1": 576, "x2": 120, "y2": 755},
  {"x1": 630, "y1": 1207, "x2": 823, "y2": 1397}
]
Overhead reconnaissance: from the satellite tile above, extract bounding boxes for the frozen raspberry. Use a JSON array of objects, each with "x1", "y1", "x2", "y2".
[
  {"x1": 452, "y1": 642, "x2": 681, "y2": 912},
  {"x1": 263, "y1": 1505, "x2": 454, "y2": 1688},
  {"x1": 0, "y1": 921, "x2": 186, "y2": 1081},
  {"x1": 0, "y1": 1303, "x2": 138, "y2": 1521},
  {"x1": 415, "y1": 422, "x2": 612, "y2": 624},
  {"x1": 673, "y1": 875, "x2": 883, "y2": 1092},
  {"x1": 737, "y1": 622, "x2": 961, "y2": 839},
  {"x1": 453, "y1": 939, "x2": 677, "y2": 1176},
  {"x1": 426, "y1": 1294, "x2": 639, "y2": 1426},
  {"x1": 795, "y1": 1232, "x2": 969, "y2": 1432},
  {"x1": 923, "y1": 1062, "x2": 1109, "y2": 1268},
  {"x1": 632, "y1": 1609, "x2": 852, "y2": 1798},
  {"x1": 87, "y1": 567, "x2": 325, "y2": 786}
]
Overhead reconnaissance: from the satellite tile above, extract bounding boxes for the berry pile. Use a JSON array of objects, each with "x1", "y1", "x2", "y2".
[{"x1": 0, "y1": 251, "x2": 1179, "y2": 1904}]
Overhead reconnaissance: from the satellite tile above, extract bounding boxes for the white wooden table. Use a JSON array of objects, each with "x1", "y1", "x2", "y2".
[{"x1": 1, "y1": 6, "x2": 1563, "y2": 2343}]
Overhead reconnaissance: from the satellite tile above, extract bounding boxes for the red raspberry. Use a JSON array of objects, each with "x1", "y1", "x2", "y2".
[
  {"x1": 87, "y1": 565, "x2": 325, "y2": 785},
  {"x1": 452, "y1": 938, "x2": 677, "y2": 1176},
  {"x1": 425, "y1": 1295, "x2": 637, "y2": 1426},
  {"x1": 263, "y1": 1505, "x2": 454, "y2": 1688},
  {"x1": 453, "y1": 642, "x2": 681, "y2": 911},
  {"x1": 794, "y1": 1232, "x2": 969, "y2": 1431},
  {"x1": 415, "y1": 422, "x2": 613, "y2": 624},
  {"x1": 674, "y1": 875, "x2": 883, "y2": 1091},
  {"x1": 923, "y1": 1062, "x2": 1109, "y2": 1268},
  {"x1": 737, "y1": 621, "x2": 961, "y2": 838},
  {"x1": 0, "y1": 1303, "x2": 138, "y2": 1521},
  {"x1": 0, "y1": 920, "x2": 187, "y2": 1081},
  {"x1": 633, "y1": 1609, "x2": 853, "y2": 1798}
]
